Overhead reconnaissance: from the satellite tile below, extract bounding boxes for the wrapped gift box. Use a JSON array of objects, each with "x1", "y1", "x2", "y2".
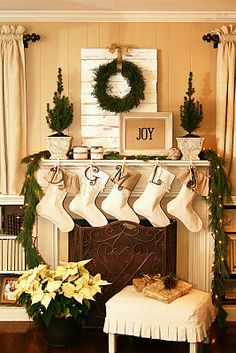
[{"x1": 143, "y1": 279, "x2": 193, "y2": 303}]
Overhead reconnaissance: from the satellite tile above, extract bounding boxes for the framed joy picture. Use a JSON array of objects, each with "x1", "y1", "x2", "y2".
[
  {"x1": 120, "y1": 112, "x2": 173, "y2": 156},
  {"x1": 0, "y1": 275, "x2": 18, "y2": 304}
]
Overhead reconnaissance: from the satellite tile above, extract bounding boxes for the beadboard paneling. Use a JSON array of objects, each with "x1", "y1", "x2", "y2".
[{"x1": 21, "y1": 22, "x2": 219, "y2": 153}]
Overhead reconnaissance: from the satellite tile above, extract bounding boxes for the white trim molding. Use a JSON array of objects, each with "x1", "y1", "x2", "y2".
[{"x1": 0, "y1": 11, "x2": 236, "y2": 22}]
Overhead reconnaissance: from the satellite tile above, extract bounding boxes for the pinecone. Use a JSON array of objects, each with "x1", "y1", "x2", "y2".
[{"x1": 163, "y1": 275, "x2": 177, "y2": 290}]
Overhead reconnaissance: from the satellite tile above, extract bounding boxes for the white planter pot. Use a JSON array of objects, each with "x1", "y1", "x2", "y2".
[
  {"x1": 176, "y1": 137, "x2": 205, "y2": 161},
  {"x1": 46, "y1": 136, "x2": 72, "y2": 160}
]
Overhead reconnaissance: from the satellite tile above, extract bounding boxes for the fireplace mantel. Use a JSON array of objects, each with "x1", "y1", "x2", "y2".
[{"x1": 36, "y1": 159, "x2": 213, "y2": 294}]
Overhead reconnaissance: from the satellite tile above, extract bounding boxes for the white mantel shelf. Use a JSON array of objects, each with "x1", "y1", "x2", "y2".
[
  {"x1": 39, "y1": 159, "x2": 210, "y2": 198},
  {"x1": 41, "y1": 159, "x2": 210, "y2": 167}
]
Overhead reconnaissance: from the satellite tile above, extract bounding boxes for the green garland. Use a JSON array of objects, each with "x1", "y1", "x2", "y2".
[
  {"x1": 92, "y1": 59, "x2": 146, "y2": 113},
  {"x1": 18, "y1": 149, "x2": 231, "y2": 325},
  {"x1": 202, "y1": 149, "x2": 231, "y2": 325},
  {"x1": 17, "y1": 150, "x2": 50, "y2": 268}
]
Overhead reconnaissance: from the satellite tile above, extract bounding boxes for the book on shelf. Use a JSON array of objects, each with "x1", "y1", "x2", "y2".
[
  {"x1": 7, "y1": 239, "x2": 12, "y2": 270},
  {"x1": 2, "y1": 239, "x2": 8, "y2": 271},
  {"x1": 14, "y1": 240, "x2": 19, "y2": 271},
  {"x1": 0, "y1": 239, "x2": 2, "y2": 271}
]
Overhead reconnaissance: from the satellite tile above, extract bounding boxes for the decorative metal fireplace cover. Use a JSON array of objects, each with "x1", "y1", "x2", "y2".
[{"x1": 69, "y1": 219, "x2": 177, "y2": 327}]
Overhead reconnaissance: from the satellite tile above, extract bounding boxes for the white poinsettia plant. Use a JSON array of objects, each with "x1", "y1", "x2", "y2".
[{"x1": 12, "y1": 259, "x2": 109, "y2": 327}]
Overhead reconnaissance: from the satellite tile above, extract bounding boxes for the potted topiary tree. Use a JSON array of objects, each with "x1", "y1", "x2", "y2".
[
  {"x1": 46, "y1": 67, "x2": 73, "y2": 159},
  {"x1": 176, "y1": 71, "x2": 204, "y2": 160}
]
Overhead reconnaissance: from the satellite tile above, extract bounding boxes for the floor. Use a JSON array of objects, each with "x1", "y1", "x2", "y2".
[{"x1": 0, "y1": 321, "x2": 236, "y2": 353}]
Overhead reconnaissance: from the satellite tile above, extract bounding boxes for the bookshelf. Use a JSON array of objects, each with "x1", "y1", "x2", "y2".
[
  {"x1": 0, "y1": 195, "x2": 29, "y2": 320},
  {"x1": 0, "y1": 198, "x2": 26, "y2": 274}
]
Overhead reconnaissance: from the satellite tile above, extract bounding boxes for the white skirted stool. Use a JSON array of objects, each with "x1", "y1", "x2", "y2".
[{"x1": 103, "y1": 286, "x2": 216, "y2": 353}]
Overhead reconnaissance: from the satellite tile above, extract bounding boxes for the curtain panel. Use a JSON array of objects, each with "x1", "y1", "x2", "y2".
[
  {"x1": 0, "y1": 25, "x2": 27, "y2": 195},
  {"x1": 213, "y1": 25, "x2": 236, "y2": 195}
]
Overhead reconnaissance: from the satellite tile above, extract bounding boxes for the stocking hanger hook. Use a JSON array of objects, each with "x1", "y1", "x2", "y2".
[{"x1": 122, "y1": 157, "x2": 126, "y2": 173}]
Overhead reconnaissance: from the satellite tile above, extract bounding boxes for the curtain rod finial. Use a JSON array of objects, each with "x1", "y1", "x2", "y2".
[{"x1": 202, "y1": 33, "x2": 219, "y2": 49}]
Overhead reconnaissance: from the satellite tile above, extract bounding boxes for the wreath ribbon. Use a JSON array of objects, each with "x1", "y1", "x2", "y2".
[{"x1": 107, "y1": 43, "x2": 130, "y2": 70}]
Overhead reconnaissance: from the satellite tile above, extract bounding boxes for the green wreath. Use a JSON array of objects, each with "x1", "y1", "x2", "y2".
[{"x1": 92, "y1": 58, "x2": 146, "y2": 113}]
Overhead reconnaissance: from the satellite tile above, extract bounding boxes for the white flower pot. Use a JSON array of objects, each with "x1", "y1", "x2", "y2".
[
  {"x1": 176, "y1": 137, "x2": 205, "y2": 161},
  {"x1": 46, "y1": 136, "x2": 72, "y2": 159}
]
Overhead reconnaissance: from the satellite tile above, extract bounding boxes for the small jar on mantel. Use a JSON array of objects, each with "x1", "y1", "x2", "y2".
[
  {"x1": 90, "y1": 146, "x2": 104, "y2": 160},
  {"x1": 73, "y1": 146, "x2": 88, "y2": 160}
]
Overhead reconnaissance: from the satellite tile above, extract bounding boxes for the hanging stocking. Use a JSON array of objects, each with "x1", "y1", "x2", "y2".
[
  {"x1": 69, "y1": 165, "x2": 110, "y2": 227},
  {"x1": 36, "y1": 166, "x2": 80, "y2": 232},
  {"x1": 133, "y1": 165, "x2": 175, "y2": 227},
  {"x1": 167, "y1": 167, "x2": 209, "y2": 232},
  {"x1": 101, "y1": 164, "x2": 141, "y2": 223}
]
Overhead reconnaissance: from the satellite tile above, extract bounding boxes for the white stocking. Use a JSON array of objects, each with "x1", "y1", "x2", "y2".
[
  {"x1": 133, "y1": 166, "x2": 175, "y2": 227},
  {"x1": 36, "y1": 184, "x2": 74, "y2": 232},
  {"x1": 69, "y1": 166, "x2": 110, "y2": 227},
  {"x1": 101, "y1": 184, "x2": 140, "y2": 223},
  {"x1": 101, "y1": 164, "x2": 141, "y2": 223},
  {"x1": 167, "y1": 184, "x2": 202, "y2": 232}
]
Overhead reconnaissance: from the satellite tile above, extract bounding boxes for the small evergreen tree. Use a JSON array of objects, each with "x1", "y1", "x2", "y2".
[
  {"x1": 180, "y1": 72, "x2": 203, "y2": 137},
  {"x1": 46, "y1": 68, "x2": 73, "y2": 136}
]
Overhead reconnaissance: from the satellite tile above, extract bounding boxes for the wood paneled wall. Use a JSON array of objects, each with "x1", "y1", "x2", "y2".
[{"x1": 21, "y1": 22, "x2": 220, "y2": 154}]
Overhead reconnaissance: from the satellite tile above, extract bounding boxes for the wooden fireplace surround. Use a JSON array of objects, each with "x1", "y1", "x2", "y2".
[{"x1": 69, "y1": 219, "x2": 177, "y2": 327}]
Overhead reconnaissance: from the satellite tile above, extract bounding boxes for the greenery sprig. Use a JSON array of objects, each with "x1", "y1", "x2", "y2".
[
  {"x1": 17, "y1": 150, "x2": 50, "y2": 268},
  {"x1": 104, "y1": 151, "x2": 167, "y2": 161},
  {"x1": 92, "y1": 59, "x2": 145, "y2": 113}
]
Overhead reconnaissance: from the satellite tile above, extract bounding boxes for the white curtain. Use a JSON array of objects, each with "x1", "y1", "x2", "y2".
[
  {"x1": 0, "y1": 25, "x2": 27, "y2": 195},
  {"x1": 213, "y1": 25, "x2": 236, "y2": 195}
]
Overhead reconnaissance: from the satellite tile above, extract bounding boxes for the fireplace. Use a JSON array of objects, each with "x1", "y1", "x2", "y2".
[{"x1": 37, "y1": 159, "x2": 213, "y2": 293}]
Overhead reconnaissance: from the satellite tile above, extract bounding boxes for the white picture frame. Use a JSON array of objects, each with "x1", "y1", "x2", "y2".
[{"x1": 120, "y1": 112, "x2": 173, "y2": 156}]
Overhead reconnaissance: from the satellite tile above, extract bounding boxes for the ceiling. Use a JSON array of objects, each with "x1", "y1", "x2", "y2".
[
  {"x1": 0, "y1": 0, "x2": 235, "y2": 22},
  {"x1": 0, "y1": 0, "x2": 236, "y2": 12}
]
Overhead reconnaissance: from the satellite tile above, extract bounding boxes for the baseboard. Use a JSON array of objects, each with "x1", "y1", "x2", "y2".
[{"x1": 0, "y1": 306, "x2": 30, "y2": 321}]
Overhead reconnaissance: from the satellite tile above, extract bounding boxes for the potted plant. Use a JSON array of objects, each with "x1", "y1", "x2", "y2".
[
  {"x1": 176, "y1": 71, "x2": 204, "y2": 160},
  {"x1": 46, "y1": 67, "x2": 73, "y2": 159},
  {"x1": 12, "y1": 260, "x2": 109, "y2": 346}
]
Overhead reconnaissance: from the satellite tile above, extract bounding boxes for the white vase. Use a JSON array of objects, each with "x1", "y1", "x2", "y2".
[
  {"x1": 46, "y1": 136, "x2": 72, "y2": 159},
  {"x1": 176, "y1": 137, "x2": 205, "y2": 161}
]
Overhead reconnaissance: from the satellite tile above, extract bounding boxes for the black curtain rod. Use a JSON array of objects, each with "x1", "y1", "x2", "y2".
[
  {"x1": 23, "y1": 33, "x2": 40, "y2": 48},
  {"x1": 202, "y1": 33, "x2": 220, "y2": 48}
]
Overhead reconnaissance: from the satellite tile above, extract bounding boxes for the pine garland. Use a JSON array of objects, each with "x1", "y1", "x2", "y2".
[
  {"x1": 202, "y1": 149, "x2": 231, "y2": 324},
  {"x1": 17, "y1": 150, "x2": 50, "y2": 268}
]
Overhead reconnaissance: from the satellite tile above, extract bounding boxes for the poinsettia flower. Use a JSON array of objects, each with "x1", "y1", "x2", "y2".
[
  {"x1": 73, "y1": 292, "x2": 83, "y2": 304},
  {"x1": 67, "y1": 274, "x2": 79, "y2": 282},
  {"x1": 41, "y1": 292, "x2": 55, "y2": 309},
  {"x1": 79, "y1": 286, "x2": 96, "y2": 300},
  {"x1": 62, "y1": 282, "x2": 76, "y2": 298},
  {"x1": 46, "y1": 280, "x2": 62, "y2": 293},
  {"x1": 92, "y1": 273, "x2": 110, "y2": 286},
  {"x1": 74, "y1": 273, "x2": 89, "y2": 286},
  {"x1": 31, "y1": 290, "x2": 44, "y2": 305}
]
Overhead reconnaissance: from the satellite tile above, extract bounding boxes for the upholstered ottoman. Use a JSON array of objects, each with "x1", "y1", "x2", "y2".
[{"x1": 103, "y1": 286, "x2": 216, "y2": 353}]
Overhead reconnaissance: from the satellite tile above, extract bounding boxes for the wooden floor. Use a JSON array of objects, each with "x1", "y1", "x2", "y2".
[{"x1": 0, "y1": 321, "x2": 235, "y2": 353}]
